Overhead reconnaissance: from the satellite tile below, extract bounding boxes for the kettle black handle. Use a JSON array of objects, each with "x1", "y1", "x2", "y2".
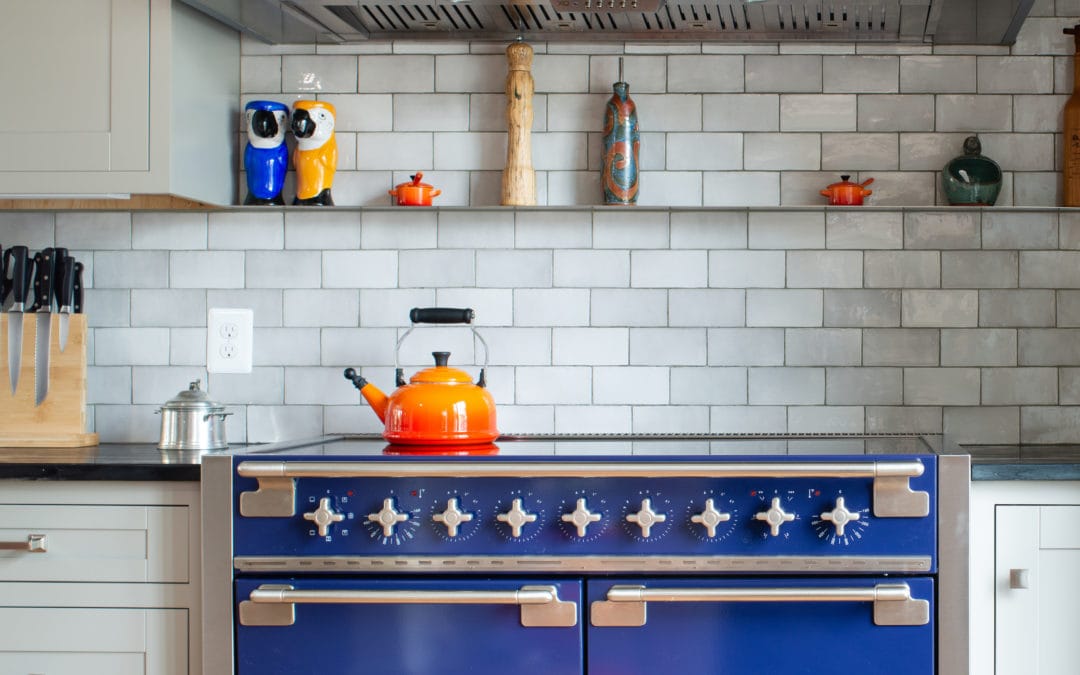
[{"x1": 410, "y1": 307, "x2": 474, "y2": 324}]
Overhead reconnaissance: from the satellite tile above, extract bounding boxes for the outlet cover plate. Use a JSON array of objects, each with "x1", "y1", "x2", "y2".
[{"x1": 207, "y1": 308, "x2": 254, "y2": 374}]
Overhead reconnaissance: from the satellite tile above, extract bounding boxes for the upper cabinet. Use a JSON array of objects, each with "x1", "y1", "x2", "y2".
[{"x1": 0, "y1": 0, "x2": 239, "y2": 205}]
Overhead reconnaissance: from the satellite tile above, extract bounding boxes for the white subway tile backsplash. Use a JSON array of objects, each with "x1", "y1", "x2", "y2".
[
  {"x1": 826, "y1": 211, "x2": 903, "y2": 249},
  {"x1": 282, "y1": 54, "x2": 357, "y2": 93},
  {"x1": 588, "y1": 288, "x2": 670, "y2": 328},
  {"x1": 514, "y1": 289, "x2": 590, "y2": 326},
  {"x1": 589, "y1": 55, "x2": 666, "y2": 93},
  {"x1": 746, "y1": 289, "x2": 823, "y2": 327},
  {"x1": 438, "y1": 211, "x2": 515, "y2": 248},
  {"x1": 632, "y1": 250, "x2": 708, "y2": 288},
  {"x1": 554, "y1": 406, "x2": 632, "y2": 434},
  {"x1": 903, "y1": 368, "x2": 980, "y2": 405},
  {"x1": 702, "y1": 94, "x2": 780, "y2": 132},
  {"x1": 902, "y1": 289, "x2": 978, "y2": 327},
  {"x1": 787, "y1": 251, "x2": 863, "y2": 288},
  {"x1": 554, "y1": 250, "x2": 629, "y2": 287},
  {"x1": 670, "y1": 367, "x2": 747, "y2": 404},
  {"x1": 515, "y1": 211, "x2": 592, "y2": 248},
  {"x1": 516, "y1": 367, "x2": 591, "y2": 404},
  {"x1": 283, "y1": 289, "x2": 359, "y2": 327},
  {"x1": 821, "y1": 134, "x2": 898, "y2": 171},
  {"x1": 945, "y1": 406, "x2": 1019, "y2": 444},
  {"x1": 247, "y1": 405, "x2": 324, "y2": 443},
  {"x1": 668, "y1": 55, "x2": 745, "y2": 92},
  {"x1": 864, "y1": 329, "x2": 939, "y2": 366},
  {"x1": 704, "y1": 172, "x2": 780, "y2": 206},
  {"x1": 254, "y1": 328, "x2": 322, "y2": 366},
  {"x1": 669, "y1": 289, "x2": 744, "y2": 327},
  {"x1": 665, "y1": 134, "x2": 742, "y2": 171},
  {"x1": 241, "y1": 55, "x2": 282, "y2": 93},
  {"x1": 936, "y1": 95, "x2": 1013, "y2": 132},
  {"x1": 132, "y1": 213, "x2": 207, "y2": 251},
  {"x1": 749, "y1": 367, "x2": 825, "y2": 404},
  {"x1": 670, "y1": 211, "x2": 747, "y2": 248},
  {"x1": 748, "y1": 211, "x2": 825, "y2": 249},
  {"x1": 170, "y1": 328, "x2": 206, "y2": 366},
  {"x1": 56, "y1": 212, "x2": 130, "y2": 250},
  {"x1": 745, "y1": 133, "x2": 821, "y2": 171},
  {"x1": 824, "y1": 290, "x2": 901, "y2": 327},
  {"x1": 395, "y1": 94, "x2": 468, "y2": 131},
  {"x1": 780, "y1": 95, "x2": 857, "y2": 131},
  {"x1": 788, "y1": 406, "x2": 865, "y2": 433},
  {"x1": 632, "y1": 406, "x2": 711, "y2": 435},
  {"x1": 94, "y1": 252, "x2": 168, "y2": 289},
  {"x1": 87, "y1": 366, "x2": 132, "y2": 405},
  {"x1": 242, "y1": 251, "x2": 319, "y2": 289},
  {"x1": 547, "y1": 94, "x2": 607, "y2": 132},
  {"x1": 941, "y1": 329, "x2": 1017, "y2": 366},
  {"x1": 86, "y1": 290, "x2": 130, "y2": 328},
  {"x1": 632, "y1": 95, "x2": 703, "y2": 131},
  {"x1": 857, "y1": 95, "x2": 935, "y2": 132},
  {"x1": 131, "y1": 290, "x2": 206, "y2": 327},
  {"x1": 594, "y1": 367, "x2": 669, "y2": 404},
  {"x1": 357, "y1": 55, "x2": 433, "y2": 93},
  {"x1": 208, "y1": 212, "x2": 284, "y2": 249},
  {"x1": 95, "y1": 328, "x2": 170, "y2": 366},
  {"x1": 630, "y1": 328, "x2": 707, "y2": 365},
  {"x1": 594, "y1": 211, "x2": 669, "y2": 248},
  {"x1": 746, "y1": 55, "x2": 823, "y2": 93},
  {"x1": 398, "y1": 250, "x2": 475, "y2": 287},
  {"x1": 208, "y1": 368, "x2": 284, "y2": 405},
  {"x1": 823, "y1": 55, "x2": 898, "y2": 93},
  {"x1": 710, "y1": 406, "x2": 788, "y2": 434},
  {"x1": 826, "y1": 367, "x2": 903, "y2": 405},
  {"x1": 900, "y1": 56, "x2": 976, "y2": 93},
  {"x1": 553, "y1": 327, "x2": 629, "y2": 365},
  {"x1": 709, "y1": 250, "x2": 785, "y2": 288}
]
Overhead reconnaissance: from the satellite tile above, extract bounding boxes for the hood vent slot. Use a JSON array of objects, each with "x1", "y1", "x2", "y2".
[{"x1": 181, "y1": 0, "x2": 1035, "y2": 44}]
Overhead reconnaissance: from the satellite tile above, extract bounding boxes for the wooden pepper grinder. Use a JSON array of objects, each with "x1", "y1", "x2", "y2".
[
  {"x1": 601, "y1": 58, "x2": 640, "y2": 205},
  {"x1": 1065, "y1": 25, "x2": 1080, "y2": 206},
  {"x1": 501, "y1": 39, "x2": 536, "y2": 206}
]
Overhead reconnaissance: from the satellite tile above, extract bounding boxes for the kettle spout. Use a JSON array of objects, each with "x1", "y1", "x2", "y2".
[{"x1": 343, "y1": 368, "x2": 390, "y2": 423}]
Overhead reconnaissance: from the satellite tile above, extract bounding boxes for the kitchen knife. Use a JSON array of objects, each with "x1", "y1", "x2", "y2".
[
  {"x1": 56, "y1": 253, "x2": 75, "y2": 352},
  {"x1": 29, "y1": 248, "x2": 57, "y2": 406},
  {"x1": 4, "y1": 246, "x2": 33, "y2": 395},
  {"x1": 72, "y1": 260, "x2": 84, "y2": 315}
]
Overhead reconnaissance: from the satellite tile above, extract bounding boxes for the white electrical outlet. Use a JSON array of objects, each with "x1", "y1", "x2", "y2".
[{"x1": 207, "y1": 308, "x2": 254, "y2": 374}]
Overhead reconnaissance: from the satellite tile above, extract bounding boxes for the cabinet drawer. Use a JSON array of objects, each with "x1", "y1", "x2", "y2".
[
  {"x1": 0, "y1": 607, "x2": 186, "y2": 674},
  {"x1": 0, "y1": 504, "x2": 189, "y2": 582}
]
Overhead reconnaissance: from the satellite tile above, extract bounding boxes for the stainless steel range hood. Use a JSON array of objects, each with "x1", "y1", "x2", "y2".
[{"x1": 181, "y1": 0, "x2": 1034, "y2": 44}]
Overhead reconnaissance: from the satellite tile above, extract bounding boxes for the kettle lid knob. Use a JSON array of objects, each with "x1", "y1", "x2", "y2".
[{"x1": 433, "y1": 351, "x2": 450, "y2": 367}]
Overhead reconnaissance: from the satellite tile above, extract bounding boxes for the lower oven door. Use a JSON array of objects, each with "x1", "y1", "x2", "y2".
[
  {"x1": 235, "y1": 577, "x2": 582, "y2": 675},
  {"x1": 587, "y1": 576, "x2": 934, "y2": 674}
]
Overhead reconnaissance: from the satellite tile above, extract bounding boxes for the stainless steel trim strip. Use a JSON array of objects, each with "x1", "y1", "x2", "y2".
[
  {"x1": 0, "y1": 534, "x2": 46, "y2": 552},
  {"x1": 233, "y1": 554, "x2": 933, "y2": 574},
  {"x1": 237, "y1": 459, "x2": 926, "y2": 479},
  {"x1": 937, "y1": 453, "x2": 970, "y2": 675},
  {"x1": 202, "y1": 454, "x2": 236, "y2": 675}
]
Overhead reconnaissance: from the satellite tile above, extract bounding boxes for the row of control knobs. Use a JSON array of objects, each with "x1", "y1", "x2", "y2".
[{"x1": 303, "y1": 495, "x2": 861, "y2": 539}]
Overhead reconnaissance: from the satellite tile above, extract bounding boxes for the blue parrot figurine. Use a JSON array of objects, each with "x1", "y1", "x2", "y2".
[{"x1": 243, "y1": 100, "x2": 289, "y2": 205}]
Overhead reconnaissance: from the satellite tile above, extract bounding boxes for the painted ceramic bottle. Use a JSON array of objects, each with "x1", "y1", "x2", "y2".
[
  {"x1": 243, "y1": 100, "x2": 289, "y2": 205},
  {"x1": 601, "y1": 59, "x2": 639, "y2": 205}
]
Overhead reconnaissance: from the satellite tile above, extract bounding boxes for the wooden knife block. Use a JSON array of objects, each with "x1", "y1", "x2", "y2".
[{"x1": 0, "y1": 314, "x2": 98, "y2": 447}]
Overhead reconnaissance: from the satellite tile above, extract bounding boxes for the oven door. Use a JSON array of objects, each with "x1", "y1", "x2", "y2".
[
  {"x1": 587, "y1": 576, "x2": 934, "y2": 674},
  {"x1": 235, "y1": 577, "x2": 582, "y2": 675}
]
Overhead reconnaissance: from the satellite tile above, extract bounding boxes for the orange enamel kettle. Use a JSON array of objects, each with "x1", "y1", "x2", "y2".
[{"x1": 344, "y1": 308, "x2": 498, "y2": 445}]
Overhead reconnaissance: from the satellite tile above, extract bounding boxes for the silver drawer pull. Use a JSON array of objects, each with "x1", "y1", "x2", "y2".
[
  {"x1": 591, "y1": 583, "x2": 928, "y2": 627},
  {"x1": 240, "y1": 584, "x2": 577, "y2": 628},
  {"x1": 0, "y1": 534, "x2": 46, "y2": 553},
  {"x1": 1009, "y1": 568, "x2": 1031, "y2": 589}
]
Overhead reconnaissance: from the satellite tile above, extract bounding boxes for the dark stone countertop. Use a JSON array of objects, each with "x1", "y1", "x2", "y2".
[{"x1": 964, "y1": 445, "x2": 1080, "y2": 481}]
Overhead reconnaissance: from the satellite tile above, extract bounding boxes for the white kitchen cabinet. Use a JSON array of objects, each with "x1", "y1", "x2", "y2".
[
  {"x1": 970, "y1": 481, "x2": 1080, "y2": 675},
  {"x1": 0, "y1": 0, "x2": 239, "y2": 204},
  {"x1": 0, "y1": 481, "x2": 201, "y2": 675}
]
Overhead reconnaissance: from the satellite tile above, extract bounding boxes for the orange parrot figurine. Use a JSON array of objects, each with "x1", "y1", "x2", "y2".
[{"x1": 290, "y1": 100, "x2": 337, "y2": 206}]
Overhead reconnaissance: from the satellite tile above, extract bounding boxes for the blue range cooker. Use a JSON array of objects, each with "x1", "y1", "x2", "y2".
[{"x1": 201, "y1": 434, "x2": 969, "y2": 675}]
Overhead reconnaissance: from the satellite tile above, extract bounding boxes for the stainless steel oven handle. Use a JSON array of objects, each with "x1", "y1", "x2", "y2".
[
  {"x1": 239, "y1": 584, "x2": 578, "y2": 628},
  {"x1": 590, "y1": 583, "x2": 929, "y2": 628},
  {"x1": 0, "y1": 534, "x2": 47, "y2": 552}
]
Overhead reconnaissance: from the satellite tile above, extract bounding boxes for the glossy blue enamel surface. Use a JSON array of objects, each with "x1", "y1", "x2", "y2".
[
  {"x1": 233, "y1": 454, "x2": 936, "y2": 567},
  {"x1": 235, "y1": 577, "x2": 583, "y2": 675},
  {"x1": 586, "y1": 576, "x2": 935, "y2": 674}
]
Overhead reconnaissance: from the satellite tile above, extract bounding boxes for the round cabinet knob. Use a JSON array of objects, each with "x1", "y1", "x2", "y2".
[
  {"x1": 562, "y1": 497, "x2": 602, "y2": 537},
  {"x1": 754, "y1": 497, "x2": 795, "y2": 536},
  {"x1": 496, "y1": 498, "x2": 538, "y2": 538},
  {"x1": 820, "y1": 496, "x2": 860, "y2": 536},
  {"x1": 626, "y1": 498, "x2": 667, "y2": 538},
  {"x1": 432, "y1": 497, "x2": 474, "y2": 538},
  {"x1": 367, "y1": 497, "x2": 409, "y2": 537},
  {"x1": 690, "y1": 498, "x2": 731, "y2": 538},
  {"x1": 303, "y1": 497, "x2": 345, "y2": 537}
]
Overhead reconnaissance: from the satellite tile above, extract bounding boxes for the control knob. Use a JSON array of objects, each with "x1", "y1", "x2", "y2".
[
  {"x1": 303, "y1": 497, "x2": 345, "y2": 537},
  {"x1": 626, "y1": 498, "x2": 666, "y2": 538},
  {"x1": 496, "y1": 498, "x2": 538, "y2": 538},
  {"x1": 367, "y1": 497, "x2": 409, "y2": 537},
  {"x1": 562, "y1": 497, "x2": 602, "y2": 537},
  {"x1": 690, "y1": 498, "x2": 731, "y2": 538},
  {"x1": 432, "y1": 497, "x2": 474, "y2": 538},
  {"x1": 820, "y1": 496, "x2": 860, "y2": 536},
  {"x1": 754, "y1": 497, "x2": 795, "y2": 536}
]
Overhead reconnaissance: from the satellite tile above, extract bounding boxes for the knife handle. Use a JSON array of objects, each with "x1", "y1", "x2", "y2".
[
  {"x1": 5, "y1": 246, "x2": 32, "y2": 307},
  {"x1": 29, "y1": 248, "x2": 56, "y2": 313},
  {"x1": 72, "y1": 261, "x2": 84, "y2": 314},
  {"x1": 0, "y1": 244, "x2": 6, "y2": 304},
  {"x1": 57, "y1": 256, "x2": 76, "y2": 310}
]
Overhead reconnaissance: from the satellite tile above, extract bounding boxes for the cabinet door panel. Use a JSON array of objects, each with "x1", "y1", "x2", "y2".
[
  {"x1": 0, "y1": 0, "x2": 149, "y2": 173},
  {"x1": 0, "y1": 608, "x2": 186, "y2": 675}
]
